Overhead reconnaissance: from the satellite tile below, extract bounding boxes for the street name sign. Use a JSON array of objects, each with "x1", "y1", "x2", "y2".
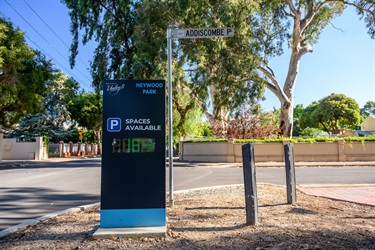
[{"x1": 171, "y1": 27, "x2": 234, "y2": 39}]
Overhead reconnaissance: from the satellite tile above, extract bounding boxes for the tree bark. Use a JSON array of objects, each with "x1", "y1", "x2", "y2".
[
  {"x1": 94, "y1": 130, "x2": 102, "y2": 155},
  {"x1": 262, "y1": 1, "x2": 314, "y2": 138}
]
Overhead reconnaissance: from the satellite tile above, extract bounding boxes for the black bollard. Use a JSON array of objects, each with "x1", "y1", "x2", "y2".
[
  {"x1": 242, "y1": 143, "x2": 258, "y2": 225},
  {"x1": 284, "y1": 143, "x2": 297, "y2": 204}
]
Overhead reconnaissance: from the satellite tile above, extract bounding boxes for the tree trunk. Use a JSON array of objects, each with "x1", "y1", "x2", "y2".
[
  {"x1": 279, "y1": 40, "x2": 312, "y2": 138},
  {"x1": 95, "y1": 130, "x2": 102, "y2": 155},
  {"x1": 279, "y1": 99, "x2": 293, "y2": 137},
  {"x1": 279, "y1": 50, "x2": 299, "y2": 138},
  {"x1": 263, "y1": 2, "x2": 315, "y2": 138}
]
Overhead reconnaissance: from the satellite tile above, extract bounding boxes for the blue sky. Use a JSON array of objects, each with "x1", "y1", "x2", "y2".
[{"x1": 1, "y1": 0, "x2": 374, "y2": 111}]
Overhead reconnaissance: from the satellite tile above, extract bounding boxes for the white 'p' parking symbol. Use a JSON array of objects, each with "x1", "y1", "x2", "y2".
[{"x1": 107, "y1": 118, "x2": 121, "y2": 132}]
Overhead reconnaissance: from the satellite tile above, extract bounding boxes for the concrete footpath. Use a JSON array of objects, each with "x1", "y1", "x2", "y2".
[
  {"x1": 0, "y1": 158, "x2": 374, "y2": 238},
  {"x1": 298, "y1": 185, "x2": 375, "y2": 206}
]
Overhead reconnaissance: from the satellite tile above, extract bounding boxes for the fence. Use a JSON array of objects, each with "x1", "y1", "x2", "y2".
[
  {"x1": 0, "y1": 132, "x2": 99, "y2": 161},
  {"x1": 53, "y1": 142, "x2": 98, "y2": 157},
  {"x1": 180, "y1": 139, "x2": 375, "y2": 163}
]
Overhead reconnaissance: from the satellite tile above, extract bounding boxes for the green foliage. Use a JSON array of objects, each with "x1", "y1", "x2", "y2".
[
  {"x1": 220, "y1": 136, "x2": 375, "y2": 144},
  {"x1": 11, "y1": 113, "x2": 76, "y2": 143},
  {"x1": 290, "y1": 136, "x2": 337, "y2": 143},
  {"x1": 197, "y1": 122, "x2": 213, "y2": 137},
  {"x1": 172, "y1": 89, "x2": 204, "y2": 143},
  {"x1": 259, "y1": 107, "x2": 280, "y2": 128},
  {"x1": 10, "y1": 72, "x2": 79, "y2": 142},
  {"x1": 299, "y1": 102, "x2": 318, "y2": 130},
  {"x1": 250, "y1": 0, "x2": 374, "y2": 137},
  {"x1": 299, "y1": 93, "x2": 361, "y2": 134},
  {"x1": 175, "y1": 0, "x2": 266, "y2": 117},
  {"x1": 302, "y1": 2, "x2": 345, "y2": 45},
  {"x1": 184, "y1": 138, "x2": 227, "y2": 143},
  {"x1": 0, "y1": 18, "x2": 54, "y2": 127},
  {"x1": 299, "y1": 127, "x2": 325, "y2": 137},
  {"x1": 61, "y1": 1, "x2": 375, "y2": 139},
  {"x1": 342, "y1": 135, "x2": 375, "y2": 142},
  {"x1": 68, "y1": 92, "x2": 102, "y2": 144},
  {"x1": 0, "y1": 18, "x2": 34, "y2": 73},
  {"x1": 354, "y1": 0, "x2": 375, "y2": 39},
  {"x1": 69, "y1": 92, "x2": 102, "y2": 131},
  {"x1": 82, "y1": 130, "x2": 97, "y2": 143},
  {"x1": 293, "y1": 104, "x2": 304, "y2": 118},
  {"x1": 234, "y1": 138, "x2": 285, "y2": 143},
  {"x1": 62, "y1": 0, "x2": 267, "y2": 123},
  {"x1": 360, "y1": 101, "x2": 375, "y2": 117},
  {"x1": 62, "y1": 0, "x2": 169, "y2": 91},
  {"x1": 62, "y1": 128, "x2": 96, "y2": 143},
  {"x1": 293, "y1": 104, "x2": 304, "y2": 136}
]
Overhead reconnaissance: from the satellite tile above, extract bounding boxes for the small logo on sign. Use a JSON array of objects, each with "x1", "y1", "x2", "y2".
[
  {"x1": 107, "y1": 83, "x2": 125, "y2": 96},
  {"x1": 107, "y1": 118, "x2": 121, "y2": 132}
]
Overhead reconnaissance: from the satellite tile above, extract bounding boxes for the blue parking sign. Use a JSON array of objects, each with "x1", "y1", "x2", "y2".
[
  {"x1": 107, "y1": 118, "x2": 121, "y2": 132},
  {"x1": 100, "y1": 80, "x2": 166, "y2": 232}
]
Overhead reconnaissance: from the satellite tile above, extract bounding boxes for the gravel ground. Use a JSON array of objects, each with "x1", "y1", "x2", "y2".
[{"x1": 1, "y1": 184, "x2": 374, "y2": 249}]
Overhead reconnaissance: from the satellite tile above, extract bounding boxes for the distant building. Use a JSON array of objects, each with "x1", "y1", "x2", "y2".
[{"x1": 360, "y1": 115, "x2": 375, "y2": 135}]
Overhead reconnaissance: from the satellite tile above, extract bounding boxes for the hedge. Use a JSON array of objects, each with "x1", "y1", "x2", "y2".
[{"x1": 183, "y1": 135, "x2": 375, "y2": 143}]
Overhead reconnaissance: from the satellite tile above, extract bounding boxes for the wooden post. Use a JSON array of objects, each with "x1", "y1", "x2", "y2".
[
  {"x1": 242, "y1": 143, "x2": 258, "y2": 225},
  {"x1": 284, "y1": 143, "x2": 297, "y2": 204},
  {"x1": 69, "y1": 142, "x2": 73, "y2": 156}
]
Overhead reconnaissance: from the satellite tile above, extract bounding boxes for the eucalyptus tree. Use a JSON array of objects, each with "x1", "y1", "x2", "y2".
[
  {"x1": 249, "y1": 0, "x2": 374, "y2": 137},
  {"x1": 62, "y1": 1, "x2": 375, "y2": 139},
  {"x1": 63, "y1": 0, "x2": 266, "y2": 135},
  {"x1": 62, "y1": 0, "x2": 200, "y2": 143},
  {"x1": 63, "y1": 0, "x2": 171, "y2": 91},
  {"x1": 179, "y1": 0, "x2": 374, "y2": 137},
  {"x1": 173, "y1": 0, "x2": 266, "y2": 131}
]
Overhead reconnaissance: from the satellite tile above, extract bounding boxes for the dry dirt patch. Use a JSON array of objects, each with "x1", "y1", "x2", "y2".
[{"x1": 1, "y1": 184, "x2": 374, "y2": 249}]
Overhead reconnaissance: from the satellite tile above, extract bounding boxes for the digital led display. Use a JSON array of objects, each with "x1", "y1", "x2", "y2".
[
  {"x1": 112, "y1": 138, "x2": 156, "y2": 153},
  {"x1": 101, "y1": 79, "x2": 165, "y2": 229}
]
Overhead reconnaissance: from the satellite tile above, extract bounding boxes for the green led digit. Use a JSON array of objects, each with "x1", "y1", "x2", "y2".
[
  {"x1": 122, "y1": 138, "x2": 131, "y2": 153},
  {"x1": 132, "y1": 138, "x2": 140, "y2": 153}
]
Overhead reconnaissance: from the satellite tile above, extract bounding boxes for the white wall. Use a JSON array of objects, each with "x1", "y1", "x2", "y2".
[{"x1": 2, "y1": 137, "x2": 47, "y2": 160}]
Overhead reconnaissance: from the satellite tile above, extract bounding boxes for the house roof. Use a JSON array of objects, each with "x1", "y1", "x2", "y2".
[{"x1": 353, "y1": 130, "x2": 373, "y2": 136}]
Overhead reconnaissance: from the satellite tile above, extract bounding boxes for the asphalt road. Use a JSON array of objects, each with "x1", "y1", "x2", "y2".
[
  {"x1": 1, "y1": 158, "x2": 374, "y2": 231},
  {"x1": 172, "y1": 164, "x2": 375, "y2": 190},
  {"x1": 0, "y1": 159, "x2": 101, "y2": 231}
]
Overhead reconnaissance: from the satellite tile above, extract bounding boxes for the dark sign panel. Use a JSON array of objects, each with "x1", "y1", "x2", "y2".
[{"x1": 101, "y1": 80, "x2": 165, "y2": 228}]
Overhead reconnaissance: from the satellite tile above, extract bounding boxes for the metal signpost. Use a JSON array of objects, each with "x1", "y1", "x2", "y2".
[
  {"x1": 95, "y1": 80, "x2": 166, "y2": 238},
  {"x1": 167, "y1": 27, "x2": 234, "y2": 207}
]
